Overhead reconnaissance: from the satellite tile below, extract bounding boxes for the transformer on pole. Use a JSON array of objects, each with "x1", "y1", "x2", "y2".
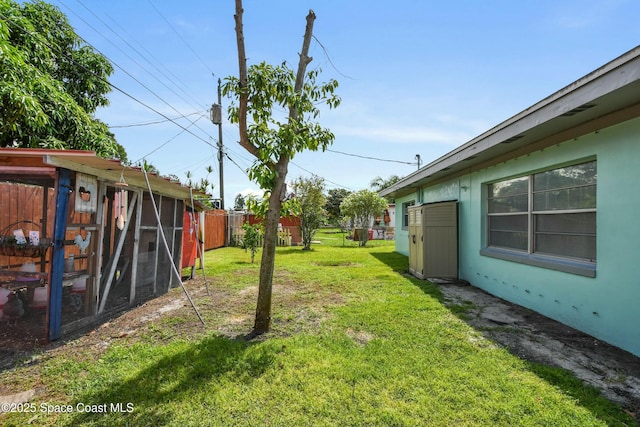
[{"x1": 210, "y1": 79, "x2": 224, "y2": 209}]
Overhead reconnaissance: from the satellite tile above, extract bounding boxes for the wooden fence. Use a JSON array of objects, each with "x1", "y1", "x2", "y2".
[
  {"x1": 231, "y1": 228, "x2": 292, "y2": 247},
  {"x1": 202, "y1": 210, "x2": 301, "y2": 250},
  {"x1": 202, "y1": 209, "x2": 227, "y2": 250}
]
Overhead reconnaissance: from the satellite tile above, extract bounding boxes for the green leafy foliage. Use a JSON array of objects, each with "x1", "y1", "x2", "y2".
[
  {"x1": 241, "y1": 222, "x2": 262, "y2": 263},
  {"x1": 370, "y1": 175, "x2": 402, "y2": 201},
  {"x1": 291, "y1": 175, "x2": 326, "y2": 250},
  {"x1": 325, "y1": 188, "x2": 352, "y2": 225},
  {"x1": 340, "y1": 189, "x2": 388, "y2": 247},
  {"x1": 223, "y1": 62, "x2": 339, "y2": 190},
  {"x1": 0, "y1": 0, "x2": 126, "y2": 160},
  {"x1": 245, "y1": 191, "x2": 301, "y2": 222},
  {"x1": 234, "y1": 193, "x2": 246, "y2": 210}
]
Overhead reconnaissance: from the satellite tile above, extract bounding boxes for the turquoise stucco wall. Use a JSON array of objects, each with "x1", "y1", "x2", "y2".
[{"x1": 394, "y1": 118, "x2": 640, "y2": 356}]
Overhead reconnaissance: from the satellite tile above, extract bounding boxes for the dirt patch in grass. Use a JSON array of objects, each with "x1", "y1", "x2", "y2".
[
  {"x1": 346, "y1": 328, "x2": 375, "y2": 346},
  {"x1": 2, "y1": 267, "x2": 638, "y2": 423},
  {"x1": 312, "y1": 261, "x2": 363, "y2": 267},
  {"x1": 435, "y1": 279, "x2": 640, "y2": 419},
  {"x1": 1, "y1": 268, "x2": 342, "y2": 358},
  {"x1": 0, "y1": 270, "x2": 346, "y2": 400}
]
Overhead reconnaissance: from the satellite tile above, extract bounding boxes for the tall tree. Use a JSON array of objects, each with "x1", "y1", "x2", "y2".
[
  {"x1": 234, "y1": 193, "x2": 246, "y2": 211},
  {"x1": 325, "y1": 188, "x2": 351, "y2": 225},
  {"x1": 0, "y1": 0, "x2": 126, "y2": 159},
  {"x1": 224, "y1": 1, "x2": 339, "y2": 335},
  {"x1": 341, "y1": 189, "x2": 388, "y2": 247},
  {"x1": 292, "y1": 175, "x2": 326, "y2": 250},
  {"x1": 370, "y1": 175, "x2": 401, "y2": 193}
]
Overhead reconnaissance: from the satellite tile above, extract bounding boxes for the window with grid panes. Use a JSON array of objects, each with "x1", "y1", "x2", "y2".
[{"x1": 487, "y1": 161, "x2": 596, "y2": 262}]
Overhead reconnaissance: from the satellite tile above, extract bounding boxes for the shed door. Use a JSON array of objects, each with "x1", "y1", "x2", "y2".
[{"x1": 424, "y1": 201, "x2": 458, "y2": 278}]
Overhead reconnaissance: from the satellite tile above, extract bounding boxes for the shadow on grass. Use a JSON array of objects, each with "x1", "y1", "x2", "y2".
[
  {"x1": 372, "y1": 250, "x2": 635, "y2": 425},
  {"x1": 67, "y1": 334, "x2": 280, "y2": 426},
  {"x1": 526, "y1": 362, "x2": 636, "y2": 425},
  {"x1": 369, "y1": 250, "x2": 442, "y2": 300}
]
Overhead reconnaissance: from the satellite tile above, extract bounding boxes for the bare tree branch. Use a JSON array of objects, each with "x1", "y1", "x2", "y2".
[
  {"x1": 233, "y1": 0, "x2": 259, "y2": 158},
  {"x1": 290, "y1": 10, "x2": 315, "y2": 123}
]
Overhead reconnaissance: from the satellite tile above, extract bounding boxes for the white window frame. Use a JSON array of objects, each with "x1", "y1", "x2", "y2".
[{"x1": 401, "y1": 200, "x2": 415, "y2": 230}]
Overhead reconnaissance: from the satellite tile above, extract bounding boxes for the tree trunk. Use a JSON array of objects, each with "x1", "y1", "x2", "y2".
[
  {"x1": 251, "y1": 11, "x2": 316, "y2": 336},
  {"x1": 233, "y1": 1, "x2": 317, "y2": 336},
  {"x1": 253, "y1": 159, "x2": 287, "y2": 333}
]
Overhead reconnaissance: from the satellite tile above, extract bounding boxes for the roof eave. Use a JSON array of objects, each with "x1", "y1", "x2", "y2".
[{"x1": 381, "y1": 45, "x2": 640, "y2": 199}]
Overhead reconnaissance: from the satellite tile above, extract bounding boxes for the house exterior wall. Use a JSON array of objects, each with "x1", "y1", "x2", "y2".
[{"x1": 394, "y1": 117, "x2": 640, "y2": 356}]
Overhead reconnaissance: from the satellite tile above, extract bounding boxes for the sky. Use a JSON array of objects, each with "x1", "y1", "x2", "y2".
[{"x1": 49, "y1": 0, "x2": 640, "y2": 207}]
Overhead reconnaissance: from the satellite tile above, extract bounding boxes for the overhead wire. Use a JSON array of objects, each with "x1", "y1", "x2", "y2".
[
  {"x1": 312, "y1": 35, "x2": 355, "y2": 81},
  {"x1": 224, "y1": 152, "x2": 251, "y2": 178},
  {"x1": 44, "y1": 1, "x2": 218, "y2": 161},
  {"x1": 0, "y1": 10, "x2": 219, "y2": 153},
  {"x1": 222, "y1": 123, "x2": 356, "y2": 191},
  {"x1": 7, "y1": 4, "x2": 379, "y2": 196},
  {"x1": 132, "y1": 115, "x2": 205, "y2": 164},
  {"x1": 110, "y1": 111, "x2": 205, "y2": 128},
  {"x1": 326, "y1": 148, "x2": 417, "y2": 165},
  {"x1": 66, "y1": 0, "x2": 207, "y2": 113},
  {"x1": 103, "y1": 10, "x2": 200, "y2": 105},
  {"x1": 172, "y1": 151, "x2": 217, "y2": 176},
  {"x1": 289, "y1": 160, "x2": 355, "y2": 191},
  {"x1": 145, "y1": 0, "x2": 215, "y2": 76}
]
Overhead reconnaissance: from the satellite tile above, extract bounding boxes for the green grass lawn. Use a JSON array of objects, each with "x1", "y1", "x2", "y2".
[{"x1": 0, "y1": 230, "x2": 634, "y2": 426}]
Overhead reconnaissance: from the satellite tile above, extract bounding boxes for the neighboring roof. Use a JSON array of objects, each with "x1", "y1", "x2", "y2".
[
  {"x1": 381, "y1": 45, "x2": 640, "y2": 199},
  {"x1": 0, "y1": 148, "x2": 210, "y2": 208}
]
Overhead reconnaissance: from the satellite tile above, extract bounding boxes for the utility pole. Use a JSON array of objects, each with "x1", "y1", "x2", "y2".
[
  {"x1": 415, "y1": 154, "x2": 422, "y2": 170},
  {"x1": 210, "y1": 79, "x2": 225, "y2": 209}
]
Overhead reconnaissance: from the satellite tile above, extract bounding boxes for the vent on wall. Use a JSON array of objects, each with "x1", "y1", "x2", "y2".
[{"x1": 561, "y1": 103, "x2": 596, "y2": 117}]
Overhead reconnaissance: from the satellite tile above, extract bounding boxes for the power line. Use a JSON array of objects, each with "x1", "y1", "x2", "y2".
[
  {"x1": 110, "y1": 111, "x2": 205, "y2": 128},
  {"x1": 102, "y1": 9, "x2": 206, "y2": 107},
  {"x1": 312, "y1": 35, "x2": 355, "y2": 80},
  {"x1": 133, "y1": 115, "x2": 205, "y2": 163},
  {"x1": 326, "y1": 148, "x2": 417, "y2": 165},
  {"x1": 66, "y1": 0, "x2": 206, "y2": 112},
  {"x1": 0, "y1": 13, "x2": 215, "y2": 152},
  {"x1": 50, "y1": 1, "x2": 216, "y2": 151},
  {"x1": 289, "y1": 160, "x2": 354, "y2": 191},
  {"x1": 225, "y1": 152, "x2": 250, "y2": 178},
  {"x1": 146, "y1": 0, "x2": 214, "y2": 76}
]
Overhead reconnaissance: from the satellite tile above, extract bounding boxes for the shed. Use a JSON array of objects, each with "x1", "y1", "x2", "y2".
[{"x1": 0, "y1": 148, "x2": 208, "y2": 346}]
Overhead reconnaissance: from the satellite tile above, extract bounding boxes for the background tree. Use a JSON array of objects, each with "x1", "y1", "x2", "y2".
[
  {"x1": 183, "y1": 167, "x2": 216, "y2": 207},
  {"x1": 325, "y1": 188, "x2": 351, "y2": 226},
  {"x1": 341, "y1": 189, "x2": 388, "y2": 247},
  {"x1": 241, "y1": 222, "x2": 262, "y2": 263},
  {"x1": 370, "y1": 175, "x2": 401, "y2": 201},
  {"x1": 234, "y1": 193, "x2": 246, "y2": 211},
  {"x1": 0, "y1": 0, "x2": 126, "y2": 159},
  {"x1": 224, "y1": 1, "x2": 340, "y2": 335},
  {"x1": 291, "y1": 175, "x2": 326, "y2": 250}
]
